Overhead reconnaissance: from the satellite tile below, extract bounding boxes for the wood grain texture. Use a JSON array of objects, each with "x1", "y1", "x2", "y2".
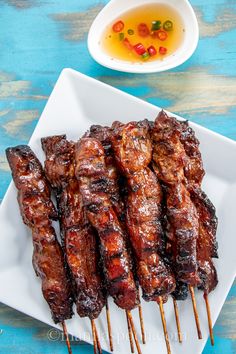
[
  {"x1": 52, "y1": 4, "x2": 104, "y2": 41},
  {"x1": 98, "y1": 68, "x2": 236, "y2": 115},
  {"x1": 3, "y1": 0, "x2": 39, "y2": 9},
  {"x1": 196, "y1": 7, "x2": 236, "y2": 37},
  {"x1": 0, "y1": 0, "x2": 235, "y2": 353}
]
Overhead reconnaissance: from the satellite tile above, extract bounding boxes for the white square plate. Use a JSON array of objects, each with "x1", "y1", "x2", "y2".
[{"x1": 0, "y1": 69, "x2": 235, "y2": 354}]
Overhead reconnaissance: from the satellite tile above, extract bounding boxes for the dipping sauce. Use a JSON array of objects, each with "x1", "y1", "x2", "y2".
[{"x1": 101, "y1": 4, "x2": 185, "y2": 63}]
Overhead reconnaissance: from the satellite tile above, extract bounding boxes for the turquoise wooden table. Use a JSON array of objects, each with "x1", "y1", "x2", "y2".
[{"x1": 0, "y1": 1, "x2": 235, "y2": 353}]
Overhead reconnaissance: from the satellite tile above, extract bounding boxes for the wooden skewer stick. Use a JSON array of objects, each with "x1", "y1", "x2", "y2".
[
  {"x1": 172, "y1": 298, "x2": 183, "y2": 343},
  {"x1": 204, "y1": 293, "x2": 214, "y2": 346},
  {"x1": 189, "y1": 286, "x2": 202, "y2": 339},
  {"x1": 91, "y1": 319, "x2": 98, "y2": 354},
  {"x1": 157, "y1": 297, "x2": 171, "y2": 354},
  {"x1": 138, "y1": 290, "x2": 146, "y2": 344},
  {"x1": 61, "y1": 321, "x2": 72, "y2": 354},
  {"x1": 138, "y1": 304, "x2": 146, "y2": 344},
  {"x1": 94, "y1": 321, "x2": 102, "y2": 354},
  {"x1": 106, "y1": 301, "x2": 114, "y2": 351},
  {"x1": 127, "y1": 310, "x2": 142, "y2": 354},
  {"x1": 126, "y1": 311, "x2": 134, "y2": 353}
]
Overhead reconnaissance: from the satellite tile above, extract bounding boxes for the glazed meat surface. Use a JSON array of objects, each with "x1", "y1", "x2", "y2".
[
  {"x1": 151, "y1": 114, "x2": 187, "y2": 185},
  {"x1": 177, "y1": 121, "x2": 218, "y2": 293},
  {"x1": 75, "y1": 137, "x2": 140, "y2": 311},
  {"x1": 88, "y1": 125, "x2": 138, "y2": 289},
  {"x1": 179, "y1": 121, "x2": 205, "y2": 188},
  {"x1": 178, "y1": 121, "x2": 218, "y2": 259},
  {"x1": 151, "y1": 111, "x2": 200, "y2": 286},
  {"x1": 60, "y1": 181, "x2": 106, "y2": 318},
  {"x1": 191, "y1": 187, "x2": 218, "y2": 259},
  {"x1": 171, "y1": 281, "x2": 188, "y2": 301},
  {"x1": 159, "y1": 185, "x2": 189, "y2": 301},
  {"x1": 88, "y1": 125, "x2": 126, "y2": 222},
  {"x1": 111, "y1": 120, "x2": 176, "y2": 301},
  {"x1": 165, "y1": 183, "x2": 200, "y2": 285},
  {"x1": 6, "y1": 145, "x2": 73, "y2": 323},
  {"x1": 42, "y1": 135, "x2": 106, "y2": 319},
  {"x1": 41, "y1": 135, "x2": 74, "y2": 189},
  {"x1": 152, "y1": 112, "x2": 218, "y2": 293}
]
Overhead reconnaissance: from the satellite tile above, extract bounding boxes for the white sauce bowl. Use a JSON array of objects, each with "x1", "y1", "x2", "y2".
[{"x1": 88, "y1": 0, "x2": 199, "y2": 73}]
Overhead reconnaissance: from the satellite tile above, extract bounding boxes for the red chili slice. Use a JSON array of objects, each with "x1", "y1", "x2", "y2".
[
  {"x1": 159, "y1": 46, "x2": 167, "y2": 55},
  {"x1": 157, "y1": 30, "x2": 168, "y2": 41},
  {"x1": 123, "y1": 38, "x2": 133, "y2": 50},
  {"x1": 138, "y1": 23, "x2": 150, "y2": 37},
  {"x1": 112, "y1": 20, "x2": 124, "y2": 33},
  {"x1": 148, "y1": 45, "x2": 157, "y2": 56},
  {"x1": 151, "y1": 31, "x2": 159, "y2": 38},
  {"x1": 133, "y1": 43, "x2": 146, "y2": 55}
]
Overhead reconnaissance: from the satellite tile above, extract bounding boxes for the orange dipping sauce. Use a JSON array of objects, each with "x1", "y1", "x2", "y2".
[{"x1": 101, "y1": 3, "x2": 185, "y2": 63}]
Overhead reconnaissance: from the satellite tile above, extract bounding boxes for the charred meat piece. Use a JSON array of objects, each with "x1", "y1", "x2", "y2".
[
  {"x1": 42, "y1": 135, "x2": 106, "y2": 319},
  {"x1": 88, "y1": 125, "x2": 126, "y2": 222},
  {"x1": 60, "y1": 180, "x2": 106, "y2": 319},
  {"x1": 159, "y1": 184, "x2": 189, "y2": 301},
  {"x1": 151, "y1": 111, "x2": 200, "y2": 286},
  {"x1": 179, "y1": 121, "x2": 205, "y2": 188},
  {"x1": 6, "y1": 145, "x2": 73, "y2": 324},
  {"x1": 111, "y1": 120, "x2": 176, "y2": 301},
  {"x1": 75, "y1": 137, "x2": 140, "y2": 311},
  {"x1": 171, "y1": 281, "x2": 188, "y2": 301},
  {"x1": 111, "y1": 120, "x2": 153, "y2": 175},
  {"x1": 151, "y1": 114, "x2": 187, "y2": 185},
  {"x1": 179, "y1": 121, "x2": 218, "y2": 259},
  {"x1": 41, "y1": 135, "x2": 75, "y2": 190},
  {"x1": 191, "y1": 187, "x2": 218, "y2": 260},
  {"x1": 165, "y1": 183, "x2": 200, "y2": 285}
]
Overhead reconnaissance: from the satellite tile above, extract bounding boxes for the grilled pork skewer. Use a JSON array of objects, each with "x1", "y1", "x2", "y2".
[
  {"x1": 75, "y1": 137, "x2": 142, "y2": 354},
  {"x1": 149, "y1": 120, "x2": 188, "y2": 343},
  {"x1": 111, "y1": 120, "x2": 176, "y2": 354},
  {"x1": 111, "y1": 120, "x2": 176, "y2": 300},
  {"x1": 151, "y1": 111, "x2": 203, "y2": 339},
  {"x1": 41, "y1": 135, "x2": 106, "y2": 352},
  {"x1": 179, "y1": 120, "x2": 218, "y2": 345},
  {"x1": 6, "y1": 145, "x2": 73, "y2": 354},
  {"x1": 88, "y1": 124, "x2": 146, "y2": 344}
]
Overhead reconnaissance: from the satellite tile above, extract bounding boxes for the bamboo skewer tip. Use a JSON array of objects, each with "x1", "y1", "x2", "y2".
[
  {"x1": 126, "y1": 311, "x2": 135, "y2": 353},
  {"x1": 172, "y1": 298, "x2": 183, "y2": 344},
  {"x1": 106, "y1": 302, "x2": 114, "y2": 352},
  {"x1": 91, "y1": 319, "x2": 98, "y2": 354},
  {"x1": 94, "y1": 320, "x2": 102, "y2": 354},
  {"x1": 138, "y1": 289, "x2": 146, "y2": 345},
  {"x1": 204, "y1": 294, "x2": 214, "y2": 346},
  {"x1": 126, "y1": 310, "x2": 142, "y2": 354},
  {"x1": 189, "y1": 286, "x2": 202, "y2": 340},
  {"x1": 138, "y1": 304, "x2": 146, "y2": 344},
  {"x1": 157, "y1": 297, "x2": 171, "y2": 354},
  {"x1": 62, "y1": 321, "x2": 72, "y2": 354}
]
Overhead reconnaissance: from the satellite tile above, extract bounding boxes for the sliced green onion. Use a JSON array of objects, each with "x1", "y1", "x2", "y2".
[
  {"x1": 151, "y1": 20, "x2": 161, "y2": 31},
  {"x1": 119, "y1": 32, "x2": 125, "y2": 41},
  {"x1": 163, "y1": 20, "x2": 173, "y2": 31},
  {"x1": 141, "y1": 52, "x2": 150, "y2": 60},
  {"x1": 128, "y1": 29, "x2": 134, "y2": 35}
]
